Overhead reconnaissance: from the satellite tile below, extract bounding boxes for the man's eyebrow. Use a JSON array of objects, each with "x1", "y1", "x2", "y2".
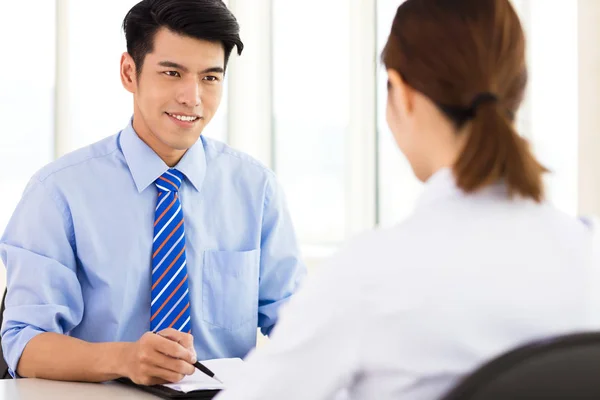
[
  {"x1": 200, "y1": 67, "x2": 225, "y2": 74},
  {"x1": 158, "y1": 61, "x2": 189, "y2": 73},
  {"x1": 157, "y1": 62, "x2": 224, "y2": 75}
]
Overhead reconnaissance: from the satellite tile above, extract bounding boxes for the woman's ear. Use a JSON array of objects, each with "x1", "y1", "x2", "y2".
[{"x1": 387, "y1": 69, "x2": 415, "y2": 117}]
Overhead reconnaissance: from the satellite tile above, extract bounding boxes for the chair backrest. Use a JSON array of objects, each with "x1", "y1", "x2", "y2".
[
  {"x1": 440, "y1": 332, "x2": 600, "y2": 400},
  {"x1": 0, "y1": 289, "x2": 10, "y2": 379}
]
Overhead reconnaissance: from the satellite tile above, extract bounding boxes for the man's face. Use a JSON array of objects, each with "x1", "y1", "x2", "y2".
[{"x1": 122, "y1": 27, "x2": 225, "y2": 155}]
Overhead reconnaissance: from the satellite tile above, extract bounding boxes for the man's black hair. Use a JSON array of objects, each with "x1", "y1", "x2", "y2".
[{"x1": 123, "y1": 0, "x2": 244, "y2": 74}]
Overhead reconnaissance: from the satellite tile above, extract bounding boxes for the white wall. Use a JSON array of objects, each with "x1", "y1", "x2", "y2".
[{"x1": 577, "y1": 0, "x2": 600, "y2": 217}]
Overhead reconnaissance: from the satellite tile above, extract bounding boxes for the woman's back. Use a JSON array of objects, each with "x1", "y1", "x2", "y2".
[
  {"x1": 353, "y1": 169, "x2": 597, "y2": 399},
  {"x1": 214, "y1": 1, "x2": 598, "y2": 399}
]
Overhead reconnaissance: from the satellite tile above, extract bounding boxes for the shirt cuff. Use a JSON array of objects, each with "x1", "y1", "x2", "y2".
[{"x1": 3, "y1": 325, "x2": 46, "y2": 378}]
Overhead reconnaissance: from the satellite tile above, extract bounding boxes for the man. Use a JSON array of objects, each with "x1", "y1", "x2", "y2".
[{"x1": 0, "y1": 0, "x2": 305, "y2": 385}]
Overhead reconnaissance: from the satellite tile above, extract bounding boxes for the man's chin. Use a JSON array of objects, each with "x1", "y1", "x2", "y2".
[{"x1": 165, "y1": 136, "x2": 201, "y2": 152}]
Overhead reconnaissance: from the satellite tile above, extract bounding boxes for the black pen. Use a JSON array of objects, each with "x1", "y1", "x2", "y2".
[
  {"x1": 154, "y1": 331, "x2": 222, "y2": 383},
  {"x1": 194, "y1": 360, "x2": 223, "y2": 383}
]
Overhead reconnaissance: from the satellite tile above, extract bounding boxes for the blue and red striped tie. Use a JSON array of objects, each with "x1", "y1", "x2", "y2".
[{"x1": 150, "y1": 169, "x2": 191, "y2": 333}]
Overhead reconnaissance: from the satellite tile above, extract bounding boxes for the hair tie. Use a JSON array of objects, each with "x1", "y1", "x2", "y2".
[
  {"x1": 469, "y1": 92, "x2": 498, "y2": 114},
  {"x1": 436, "y1": 92, "x2": 504, "y2": 126}
]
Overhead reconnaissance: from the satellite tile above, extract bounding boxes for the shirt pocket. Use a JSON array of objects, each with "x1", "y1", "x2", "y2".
[{"x1": 202, "y1": 249, "x2": 260, "y2": 331}]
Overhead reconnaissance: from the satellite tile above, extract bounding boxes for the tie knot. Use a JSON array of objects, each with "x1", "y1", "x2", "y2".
[{"x1": 155, "y1": 169, "x2": 183, "y2": 192}]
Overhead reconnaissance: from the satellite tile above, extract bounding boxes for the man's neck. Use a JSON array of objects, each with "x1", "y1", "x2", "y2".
[
  {"x1": 132, "y1": 117, "x2": 186, "y2": 167},
  {"x1": 158, "y1": 152, "x2": 185, "y2": 168}
]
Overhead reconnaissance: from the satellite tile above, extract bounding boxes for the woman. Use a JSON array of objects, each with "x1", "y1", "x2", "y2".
[{"x1": 216, "y1": 0, "x2": 599, "y2": 399}]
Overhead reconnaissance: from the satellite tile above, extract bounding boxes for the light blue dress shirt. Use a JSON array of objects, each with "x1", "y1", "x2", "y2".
[{"x1": 0, "y1": 120, "x2": 306, "y2": 376}]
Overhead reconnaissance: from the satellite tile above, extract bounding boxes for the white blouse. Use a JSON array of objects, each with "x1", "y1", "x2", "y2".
[{"x1": 216, "y1": 168, "x2": 599, "y2": 400}]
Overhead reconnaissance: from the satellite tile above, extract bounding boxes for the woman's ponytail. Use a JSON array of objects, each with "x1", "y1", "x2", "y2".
[{"x1": 453, "y1": 102, "x2": 548, "y2": 202}]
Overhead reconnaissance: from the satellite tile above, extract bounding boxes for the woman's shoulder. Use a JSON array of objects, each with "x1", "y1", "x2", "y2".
[{"x1": 328, "y1": 216, "x2": 423, "y2": 276}]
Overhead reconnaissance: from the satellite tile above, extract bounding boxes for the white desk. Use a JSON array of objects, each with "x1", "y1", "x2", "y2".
[{"x1": 0, "y1": 378, "x2": 161, "y2": 399}]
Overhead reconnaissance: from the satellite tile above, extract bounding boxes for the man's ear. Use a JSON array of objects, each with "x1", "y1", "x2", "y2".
[{"x1": 120, "y1": 52, "x2": 138, "y2": 94}]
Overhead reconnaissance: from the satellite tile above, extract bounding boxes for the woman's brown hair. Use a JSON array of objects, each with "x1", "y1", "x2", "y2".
[{"x1": 382, "y1": 0, "x2": 547, "y2": 201}]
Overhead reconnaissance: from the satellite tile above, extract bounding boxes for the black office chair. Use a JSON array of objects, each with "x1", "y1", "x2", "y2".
[
  {"x1": 0, "y1": 288, "x2": 10, "y2": 379},
  {"x1": 440, "y1": 332, "x2": 600, "y2": 400}
]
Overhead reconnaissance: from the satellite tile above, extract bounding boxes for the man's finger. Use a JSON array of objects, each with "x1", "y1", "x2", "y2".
[
  {"x1": 145, "y1": 363, "x2": 186, "y2": 384},
  {"x1": 151, "y1": 350, "x2": 196, "y2": 376},
  {"x1": 154, "y1": 334, "x2": 196, "y2": 364},
  {"x1": 157, "y1": 329, "x2": 196, "y2": 359}
]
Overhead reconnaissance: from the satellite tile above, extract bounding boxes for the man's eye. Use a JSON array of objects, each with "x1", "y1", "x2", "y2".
[
  {"x1": 203, "y1": 76, "x2": 219, "y2": 82},
  {"x1": 164, "y1": 71, "x2": 181, "y2": 77}
]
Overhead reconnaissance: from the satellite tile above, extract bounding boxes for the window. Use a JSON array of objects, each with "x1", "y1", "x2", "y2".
[
  {"x1": 521, "y1": 0, "x2": 579, "y2": 215},
  {"x1": 0, "y1": 0, "x2": 589, "y2": 279},
  {"x1": 0, "y1": 1, "x2": 56, "y2": 232},
  {"x1": 271, "y1": 0, "x2": 351, "y2": 245},
  {"x1": 376, "y1": 0, "x2": 423, "y2": 228},
  {"x1": 0, "y1": 0, "x2": 56, "y2": 286},
  {"x1": 63, "y1": 0, "x2": 140, "y2": 153}
]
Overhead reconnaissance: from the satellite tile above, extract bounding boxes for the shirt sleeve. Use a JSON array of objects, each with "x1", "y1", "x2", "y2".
[
  {"x1": 0, "y1": 177, "x2": 84, "y2": 377},
  {"x1": 216, "y1": 244, "x2": 366, "y2": 400},
  {"x1": 256, "y1": 175, "x2": 307, "y2": 336}
]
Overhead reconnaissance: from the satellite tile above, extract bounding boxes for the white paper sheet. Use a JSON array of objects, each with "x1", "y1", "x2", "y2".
[{"x1": 162, "y1": 358, "x2": 245, "y2": 393}]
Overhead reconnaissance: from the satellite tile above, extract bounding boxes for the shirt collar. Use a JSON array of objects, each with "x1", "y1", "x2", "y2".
[
  {"x1": 416, "y1": 167, "x2": 508, "y2": 209},
  {"x1": 119, "y1": 119, "x2": 206, "y2": 193},
  {"x1": 415, "y1": 167, "x2": 464, "y2": 209}
]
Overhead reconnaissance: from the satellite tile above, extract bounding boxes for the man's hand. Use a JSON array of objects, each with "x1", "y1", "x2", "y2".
[
  {"x1": 122, "y1": 329, "x2": 197, "y2": 386},
  {"x1": 157, "y1": 328, "x2": 197, "y2": 361}
]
